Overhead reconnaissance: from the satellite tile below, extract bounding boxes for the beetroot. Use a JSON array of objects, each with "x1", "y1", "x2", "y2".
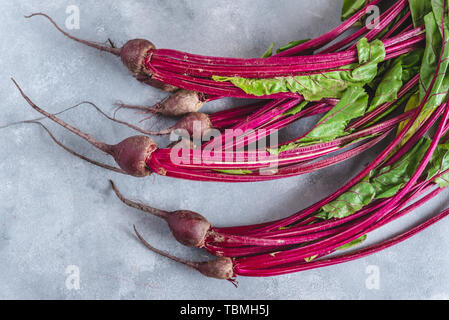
[
  {"x1": 110, "y1": 180, "x2": 282, "y2": 252},
  {"x1": 25, "y1": 13, "x2": 177, "y2": 93},
  {"x1": 12, "y1": 1, "x2": 423, "y2": 182},
  {"x1": 77, "y1": 101, "x2": 213, "y2": 137},
  {"x1": 171, "y1": 112, "x2": 212, "y2": 137},
  {"x1": 133, "y1": 226, "x2": 235, "y2": 283},
  {"x1": 111, "y1": 136, "x2": 157, "y2": 177},
  {"x1": 12, "y1": 78, "x2": 157, "y2": 177},
  {"x1": 117, "y1": 90, "x2": 207, "y2": 117},
  {"x1": 111, "y1": 180, "x2": 211, "y2": 248}
]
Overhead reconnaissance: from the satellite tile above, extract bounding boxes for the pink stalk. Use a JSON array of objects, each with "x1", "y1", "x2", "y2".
[
  {"x1": 147, "y1": 132, "x2": 388, "y2": 183},
  {"x1": 207, "y1": 182, "x2": 439, "y2": 258},
  {"x1": 147, "y1": 43, "x2": 421, "y2": 99},
  {"x1": 274, "y1": 0, "x2": 385, "y2": 56},
  {"x1": 381, "y1": 11, "x2": 412, "y2": 40},
  {"x1": 153, "y1": 108, "x2": 413, "y2": 175},
  {"x1": 147, "y1": 33, "x2": 422, "y2": 80},
  {"x1": 236, "y1": 190, "x2": 449, "y2": 277},
  {"x1": 348, "y1": 0, "x2": 409, "y2": 48},
  {"x1": 236, "y1": 100, "x2": 449, "y2": 269},
  {"x1": 317, "y1": 1, "x2": 410, "y2": 54}
]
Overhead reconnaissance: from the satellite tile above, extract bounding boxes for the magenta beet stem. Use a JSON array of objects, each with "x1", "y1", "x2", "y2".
[
  {"x1": 235, "y1": 190, "x2": 449, "y2": 277},
  {"x1": 146, "y1": 132, "x2": 388, "y2": 183},
  {"x1": 274, "y1": 0, "x2": 386, "y2": 56},
  {"x1": 236, "y1": 100, "x2": 449, "y2": 269},
  {"x1": 148, "y1": 33, "x2": 422, "y2": 80},
  {"x1": 208, "y1": 182, "x2": 438, "y2": 258}
]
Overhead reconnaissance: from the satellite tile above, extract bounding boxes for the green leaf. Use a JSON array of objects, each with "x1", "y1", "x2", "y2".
[
  {"x1": 341, "y1": 0, "x2": 369, "y2": 21},
  {"x1": 283, "y1": 101, "x2": 309, "y2": 117},
  {"x1": 304, "y1": 255, "x2": 318, "y2": 263},
  {"x1": 261, "y1": 42, "x2": 275, "y2": 58},
  {"x1": 408, "y1": 0, "x2": 433, "y2": 27},
  {"x1": 356, "y1": 37, "x2": 385, "y2": 65},
  {"x1": 365, "y1": 49, "x2": 422, "y2": 120},
  {"x1": 213, "y1": 38, "x2": 386, "y2": 100},
  {"x1": 396, "y1": 92, "x2": 420, "y2": 136},
  {"x1": 337, "y1": 235, "x2": 367, "y2": 250},
  {"x1": 426, "y1": 143, "x2": 449, "y2": 188},
  {"x1": 276, "y1": 39, "x2": 310, "y2": 53},
  {"x1": 398, "y1": 48, "x2": 425, "y2": 83},
  {"x1": 269, "y1": 86, "x2": 369, "y2": 154},
  {"x1": 419, "y1": 6, "x2": 449, "y2": 111},
  {"x1": 299, "y1": 86, "x2": 368, "y2": 143},
  {"x1": 371, "y1": 138, "x2": 431, "y2": 199},
  {"x1": 397, "y1": 3, "x2": 449, "y2": 150},
  {"x1": 365, "y1": 89, "x2": 417, "y2": 129},
  {"x1": 367, "y1": 60, "x2": 403, "y2": 112},
  {"x1": 213, "y1": 169, "x2": 253, "y2": 175},
  {"x1": 320, "y1": 179, "x2": 376, "y2": 219},
  {"x1": 318, "y1": 138, "x2": 431, "y2": 220}
]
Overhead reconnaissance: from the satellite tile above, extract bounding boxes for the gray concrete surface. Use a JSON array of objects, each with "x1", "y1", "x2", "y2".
[{"x1": 1, "y1": 0, "x2": 449, "y2": 300}]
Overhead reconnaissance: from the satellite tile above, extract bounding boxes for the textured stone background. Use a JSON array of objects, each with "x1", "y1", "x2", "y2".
[{"x1": 1, "y1": 0, "x2": 449, "y2": 300}]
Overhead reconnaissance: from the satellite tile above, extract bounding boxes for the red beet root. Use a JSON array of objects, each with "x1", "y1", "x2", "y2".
[
  {"x1": 12, "y1": 78, "x2": 158, "y2": 177},
  {"x1": 110, "y1": 180, "x2": 211, "y2": 248},
  {"x1": 116, "y1": 90, "x2": 207, "y2": 117},
  {"x1": 25, "y1": 13, "x2": 177, "y2": 92},
  {"x1": 120, "y1": 39, "x2": 155, "y2": 76},
  {"x1": 153, "y1": 90, "x2": 207, "y2": 116},
  {"x1": 166, "y1": 210, "x2": 212, "y2": 247},
  {"x1": 196, "y1": 257, "x2": 235, "y2": 281},
  {"x1": 171, "y1": 112, "x2": 212, "y2": 137},
  {"x1": 112, "y1": 111, "x2": 212, "y2": 137},
  {"x1": 133, "y1": 225, "x2": 235, "y2": 282},
  {"x1": 111, "y1": 136, "x2": 157, "y2": 177}
]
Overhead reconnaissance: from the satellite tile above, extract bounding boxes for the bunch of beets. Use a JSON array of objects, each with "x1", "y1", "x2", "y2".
[{"x1": 9, "y1": 0, "x2": 449, "y2": 285}]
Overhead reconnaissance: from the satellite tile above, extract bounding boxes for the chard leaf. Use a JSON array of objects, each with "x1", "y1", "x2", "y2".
[
  {"x1": 398, "y1": 48, "x2": 424, "y2": 83},
  {"x1": 304, "y1": 255, "x2": 318, "y2": 263},
  {"x1": 397, "y1": 4, "x2": 449, "y2": 149},
  {"x1": 396, "y1": 92, "x2": 420, "y2": 136},
  {"x1": 276, "y1": 39, "x2": 310, "y2": 53},
  {"x1": 214, "y1": 169, "x2": 253, "y2": 175},
  {"x1": 269, "y1": 86, "x2": 369, "y2": 154},
  {"x1": 318, "y1": 138, "x2": 431, "y2": 220},
  {"x1": 408, "y1": 0, "x2": 433, "y2": 27},
  {"x1": 419, "y1": 7, "x2": 449, "y2": 111},
  {"x1": 213, "y1": 38, "x2": 385, "y2": 100},
  {"x1": 426, "y1": 143, "x2": 449, "y2": 188},
  {"x1": 283, "y1": 101, "x2": 309, "y2": 116},
  {"x1": 320, "y1": 179, "x2": 376, "y2": 219},
  {"x1": 341, "y1": 0, "x2": 372, "y2": 21},
  {"x1": 337, "y1": 235, "x2": 367, "y2": 250},
  {"x1": 371, "y1": 138, "x2": 431, "y2": 199},
  {"x1": 298, "y1": 86, "x2": 368, "y2": 143},
  {"x1": 261, "y1": 42, "x2": 275, "y2": 58},
  {"x1": 367, "y1": 60, "x2": 403, "y2": 112}
]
